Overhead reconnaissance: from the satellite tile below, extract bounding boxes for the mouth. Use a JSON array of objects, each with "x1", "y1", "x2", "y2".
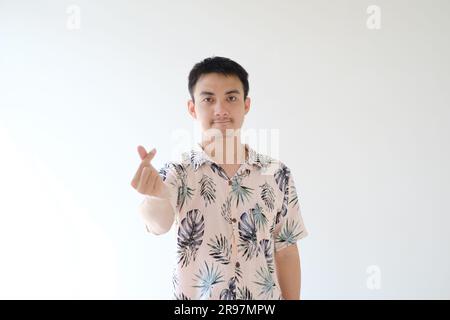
[{"x1": 213, "y1": 120, "x2": 231, "y2": 124}]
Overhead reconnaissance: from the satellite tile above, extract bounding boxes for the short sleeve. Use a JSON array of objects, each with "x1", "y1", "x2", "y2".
[
  {"x1": 272, "y1": 166, "x2": 308, "y2": 252},
  {"x1": 157, "y1": 161, "x2": 183, "y2": 225}
]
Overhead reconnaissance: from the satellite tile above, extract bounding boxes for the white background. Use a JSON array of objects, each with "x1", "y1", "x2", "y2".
[{"x1": 1, "y1": 0, "x2": 449, "y2": 299}]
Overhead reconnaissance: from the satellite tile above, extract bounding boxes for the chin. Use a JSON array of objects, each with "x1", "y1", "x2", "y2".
[{"x1": 203, "y1": 127, "x2": 235, "y2": 138}]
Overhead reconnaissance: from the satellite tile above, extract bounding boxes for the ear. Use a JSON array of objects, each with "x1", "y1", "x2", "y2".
[
  {"x1": 187, "y1": 99, "x2": 197, "y2": 119},
  {"x1": 244, "y1": 97, "x2": 251, "y2": 115}
]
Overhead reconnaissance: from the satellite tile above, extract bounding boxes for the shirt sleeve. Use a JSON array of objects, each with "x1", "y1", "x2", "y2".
[
  {"x1": 138, "y1": 161, "x2": 181, "y2": 234},
  {"x1": 140, "y1": 196, "x2": 175, "y2": 235},
  {"x1": 272, "y1": 165, "x2": 308, "y2": 252},
  {"x1": 157, "y1": 161, "x2": 182, "y2": 219}
]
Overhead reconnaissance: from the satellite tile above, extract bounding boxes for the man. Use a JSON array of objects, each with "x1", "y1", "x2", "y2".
[{"x1": 130, "y1": 56, "x2": 308, "y2": 300}]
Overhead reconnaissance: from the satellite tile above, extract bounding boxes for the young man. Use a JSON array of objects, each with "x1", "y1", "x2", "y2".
[{"x1": 130, "y1": 56, "x2": 308, "y2": 300}]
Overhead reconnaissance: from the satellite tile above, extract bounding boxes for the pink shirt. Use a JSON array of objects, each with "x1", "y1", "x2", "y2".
[{"x1": 139, "y1": 143, "x2": 308, "y2": 300}]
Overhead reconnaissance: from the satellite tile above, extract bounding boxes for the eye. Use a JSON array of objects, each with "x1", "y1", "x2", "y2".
[
  {"x1": 203, "y1": 97, "x2": 214, "y2": 103},
  {"x1": 228, "y1": 96, "x2": 237, "y2": 102}
]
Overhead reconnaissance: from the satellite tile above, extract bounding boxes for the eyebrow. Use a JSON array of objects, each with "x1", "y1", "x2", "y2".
[{"x1": 199, "y1": 89, "x2": 241, "y2": 96}]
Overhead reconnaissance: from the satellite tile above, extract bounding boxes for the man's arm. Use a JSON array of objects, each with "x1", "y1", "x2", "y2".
[
  {"x1": 131, "y1": 146, "x2": 176, "y2": 235},
  {"x1": 275, "y1": 243, "x2": 302, "y2": 300},
  {"x1": 139, "y1": 195, "x2": 175, "y2": 235}
]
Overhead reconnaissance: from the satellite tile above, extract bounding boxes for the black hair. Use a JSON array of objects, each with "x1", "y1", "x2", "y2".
[{"x1": 188, "y1": 56, "x2": 249, "y2": 103}]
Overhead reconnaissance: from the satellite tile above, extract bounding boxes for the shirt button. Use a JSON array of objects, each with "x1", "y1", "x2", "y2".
[
  {"x1": 235, "y1": 262, "x2": 240, "y2": 268},
  {"x1": 228, "y1": 180, "x2": 232, "y2": 185},
  {"x1": 232, "y1": 218, "x2": 237, "y2": 223}
]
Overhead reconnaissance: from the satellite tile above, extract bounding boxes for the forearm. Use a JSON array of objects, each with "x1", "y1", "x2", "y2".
[
  {"x1": 139, "y1": 195, "x2": 175, "y2": 235},
  {"x1": 275, "y1": 244, "x2": 301, "y2": 300}
]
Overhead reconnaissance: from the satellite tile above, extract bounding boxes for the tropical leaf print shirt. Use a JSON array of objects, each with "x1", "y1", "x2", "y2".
[{"x1": 142, "y1": 143, "x2": 308, "y2": 300}]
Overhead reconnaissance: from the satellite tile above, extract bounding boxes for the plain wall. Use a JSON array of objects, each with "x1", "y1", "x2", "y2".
[{"x1": 0, "y1": 0, "x2": 449, "y2": 299}]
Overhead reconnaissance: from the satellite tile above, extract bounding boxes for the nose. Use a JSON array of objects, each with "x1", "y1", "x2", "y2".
[{"x1": 214, "y1": 101, "x2": 229, "y2": 118}]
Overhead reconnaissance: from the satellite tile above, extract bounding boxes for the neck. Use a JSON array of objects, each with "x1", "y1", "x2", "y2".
[{"x1": 200, "y1": 136, "x2": 247, "y2": 165}]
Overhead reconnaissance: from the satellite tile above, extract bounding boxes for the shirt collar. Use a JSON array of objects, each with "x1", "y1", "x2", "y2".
[{"x1": 182, "y1": 142, "x2": 271, "y2": 171}]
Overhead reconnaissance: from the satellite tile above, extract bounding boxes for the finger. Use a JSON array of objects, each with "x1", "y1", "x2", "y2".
[
  {"x1": 145, "y1": 169, "x2": 156, "y2": 189},
  {"x1": 137, "y1": 145, "x2": 148, "y2": 160},
  {"x1": 138, "y1": 146, "x2": 157, "y2": 163},
  {"x1": 137, "y1": 166, "x2": 151, "y2": 192},
  {"x1": 131, "y1": 163, "x2": 149, "y2": 188},
  {"x1": 143, "y1": 147, "x2": 157, "y2": 163},
  {"x1": 149, "y1": 170, "x2": 160, "y2": 194},
  {"x1": 143, "y1": 170, "x2": 155, "y2": 195},
  {"x1": 131, "y1": 148, "x2": 157, "y2": 187}
]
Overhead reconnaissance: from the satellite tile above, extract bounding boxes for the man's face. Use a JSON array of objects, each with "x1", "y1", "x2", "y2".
[{"x1": 188, "y1": 73, "x2": 251, "y2": 139}]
